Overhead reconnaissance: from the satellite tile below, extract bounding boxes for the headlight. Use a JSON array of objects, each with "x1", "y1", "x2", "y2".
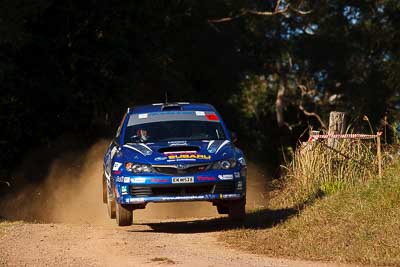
[
  {"x1": 211, "y1": 159, "x2": 237, "y2": 170},
  {"x1": 125, "y1": 162, "x2": 153, "y2": 173}
]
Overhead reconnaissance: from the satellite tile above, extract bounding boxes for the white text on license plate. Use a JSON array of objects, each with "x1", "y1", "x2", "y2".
[{"x1": 172, "y1": 177, "x2": 194, "y2": 183}]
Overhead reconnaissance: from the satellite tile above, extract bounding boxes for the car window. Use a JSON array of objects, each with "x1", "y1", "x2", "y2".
[{"x1": 124, "y1": 120, "x2": 226, "y2": 143}]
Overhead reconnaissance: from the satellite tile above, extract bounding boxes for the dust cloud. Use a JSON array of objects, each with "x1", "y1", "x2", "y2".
[
  {"x1": 0, "y1": 140, "x2": 110, "y2": 224},
  {"x1": 0, "y1": 140, "x2": 270, "y2": 224}
]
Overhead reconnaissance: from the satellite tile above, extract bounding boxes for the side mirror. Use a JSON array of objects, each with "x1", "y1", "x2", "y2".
[{"x1": 231, "y1": 132, "x2": 238, "y2": 143}]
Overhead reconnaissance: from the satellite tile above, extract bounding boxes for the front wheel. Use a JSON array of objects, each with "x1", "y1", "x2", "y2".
[
  {"x1": 102, "y1": 174, "x2": 107, "y2": 204},
  {"x1": 116, "y1": 203, "x2": 133, "y2": 226},
  {"x1": 107, "y1": 188, "x2": 116, "y2": 219},
  {"x1": 228, "y1": 198, "x2": 246, "y2": 222}
]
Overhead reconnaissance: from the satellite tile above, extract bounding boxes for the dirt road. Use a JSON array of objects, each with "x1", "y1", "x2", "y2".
[
  {"x1": 0, "y1": 141, "x2": 349, "y2": 266},
  {"x1": 0, "y1": 215, "x2": 349, "y2": 267}
]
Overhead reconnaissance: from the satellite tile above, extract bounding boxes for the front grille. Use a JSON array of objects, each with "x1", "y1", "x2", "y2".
[
  {"x1": 129, "y1": 187, "x2": 152, "y2": 196},
  {"x1": 129, "y1": 181, "x2": 235, "y2": 197},
  {"x1": 153, "y1": 164, "x2": 210, "y2": 175}
]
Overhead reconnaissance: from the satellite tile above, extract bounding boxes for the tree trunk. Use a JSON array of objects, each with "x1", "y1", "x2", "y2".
[{"x1": 275, "y1": 80, "x2": 286, "y2": 128}]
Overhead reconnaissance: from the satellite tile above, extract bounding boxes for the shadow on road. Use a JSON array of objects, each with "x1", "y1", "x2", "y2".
[{"x1": 129, "y1": 207, "x2": 299, "y2": 234}]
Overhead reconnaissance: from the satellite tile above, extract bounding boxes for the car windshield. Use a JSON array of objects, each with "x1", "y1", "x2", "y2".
[{"x1": 124, "y1": 120, "x2": 226, "y2": 143}]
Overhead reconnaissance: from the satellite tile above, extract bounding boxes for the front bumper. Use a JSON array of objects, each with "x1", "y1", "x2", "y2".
[
  {"x1": 119, "y1": 193, "x2": 243, "y2": 204},
  {"x1": 113, "y1": 169, "x2": 246, "y2": 205}
]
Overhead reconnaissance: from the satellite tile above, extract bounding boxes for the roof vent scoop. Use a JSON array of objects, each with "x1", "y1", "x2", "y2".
[{"x1": 161, "y1": 103, "x2": 182, "y2": 111}]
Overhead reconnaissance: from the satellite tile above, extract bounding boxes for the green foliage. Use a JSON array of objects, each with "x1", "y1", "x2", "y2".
[
  {"x1": 319, "y1": 180, "x2": 345, "y2": 196},
  {"x1": 229, "y1": 74, "x2": 274, "y2": 119}
]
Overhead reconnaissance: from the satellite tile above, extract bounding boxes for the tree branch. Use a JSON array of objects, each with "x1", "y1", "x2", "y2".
[
  {"x1": 290, "y1": 6, "x2": 313, "y2": 15},
  {"x1": 248, "y1": 4, "x2": 289, "y2": 16},
  {"x1": 208, "y1": 11, "x2": 247, "y2": 23},
  {"x1": 299, "y1": 104, "x2": 327, "y2": 129},
  {"x1": 208, "y1": 1, "x2": 312, "y2": 23},
  {"x1": 275, "y1": 0, "x2": 282, "y2": 13},
  {"x1": 208, "y1": 1, "x2": 289, "y2": 23}
]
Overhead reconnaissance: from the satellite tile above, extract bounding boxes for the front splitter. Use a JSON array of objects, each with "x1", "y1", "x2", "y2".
[{"x1": 118, "y1": 193, "x2": 243, "y2": 204}]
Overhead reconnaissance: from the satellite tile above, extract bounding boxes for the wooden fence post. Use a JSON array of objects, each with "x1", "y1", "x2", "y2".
[
  {"x1": 377, "y1": 132, "x2": 382, "y2": 178},
  {"x1": 328, "y1": 111, "x2": 346, "y2": 149}
]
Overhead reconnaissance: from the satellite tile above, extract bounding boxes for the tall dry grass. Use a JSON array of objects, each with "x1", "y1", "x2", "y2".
[{"x1": 284, "y1": 139, "x2": 378, "y2": 206}]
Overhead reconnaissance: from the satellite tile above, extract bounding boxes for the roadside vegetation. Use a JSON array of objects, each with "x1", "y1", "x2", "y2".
[
  {"x1": 221, "y1": 142, "x2": 400, "y2": 266},
  {"x1": 0, "y1": 219, "x2": 21, "y2": 236},
  {"x1": 279, "y1": 139, "x2": 378, "y2": 207}
]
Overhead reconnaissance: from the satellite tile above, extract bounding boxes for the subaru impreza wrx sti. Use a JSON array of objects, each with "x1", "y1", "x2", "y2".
[{"x1": 103, "y1": 102, "x2": 247, "y2": 226}]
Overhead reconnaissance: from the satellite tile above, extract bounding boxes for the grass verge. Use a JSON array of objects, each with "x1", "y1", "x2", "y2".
[
  {"x1": 0, "y1": 219, "x2": 21, "y2": 236},
  {"x1": 220, "y1": 163, "x2": 400, "y2": 266}
]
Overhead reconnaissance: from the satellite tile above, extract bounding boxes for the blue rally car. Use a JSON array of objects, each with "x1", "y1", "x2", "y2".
[{"x1": 103, "y1": 102, "x2": 247, "y2": 226}]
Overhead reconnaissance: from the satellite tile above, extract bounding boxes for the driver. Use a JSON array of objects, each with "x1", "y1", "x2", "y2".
[{"x1": 137, "y1": 129, "x2": 149, "y2": 142}]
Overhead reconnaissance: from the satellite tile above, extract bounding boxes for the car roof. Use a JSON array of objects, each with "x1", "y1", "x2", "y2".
[{"x1": 128, "y1": 103, "x2": 217, "y2": 114}]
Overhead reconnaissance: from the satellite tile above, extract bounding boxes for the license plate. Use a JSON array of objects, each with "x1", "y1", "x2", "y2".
[{"x1": 172, "y1": 177, "x2": 194, "y2": 183}]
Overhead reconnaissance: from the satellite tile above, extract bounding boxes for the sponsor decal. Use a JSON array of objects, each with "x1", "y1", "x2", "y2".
[
  {"x1": 207, "y1": 140, "x2": 218, "y2": 153},
  {"x1": 150, "y1": 178, "x2": 169, "y2": 183},
  {"x1": 112, "y1": 162, "x2": 122, "y2": 171},
  {"x1": 115, "y1": 176, "x2": 124, "y2": 183},
  {"x1": 154, "y1": 156, "x2": 168, "y2": 161},
  {"x1": 138, "y1": 143, "x2": 153, "y2": 152},
  {"x1": 138, "y1": 113, "x2": 148, "y2": 119},
  {"x1": 172, "y1": 176, "x2": 194, "y2": 183},
  {"x1": 131, "y1": 178, "x2": 146, "y2": 183},
  {"x1": 161, "y1": 195, "x2": 206, "y2": 201},
  {"x1": 123, "y1": 177, "x2": 130, "y2": 183},
  {"x1": 167, "y1": 159, "x2": 196, "y2": 162},
  {"x1": 197, "y1": 176, "x2": 216, "y2": 181},
  {"x1": 123, "y1": 144, "x2": 152, "y2": 156},
  {"x1": 167, "y1": 154, "x2": 211, "y2": 160},
  {"x1": 234, "y1": 172, "x2": 240, "y2": 178},
  {"x1": 112, "y1": 171, "x2": 122, "y2": 175},
  {"x1": 215, "y1": 140, "x2": 230, "y2": 154},
  {"x1": 121, "y1": 185, "x2": 128, "y2": 195},
  {"x1": 218, "y1": 174, "x2": 234, "y2": 180}
]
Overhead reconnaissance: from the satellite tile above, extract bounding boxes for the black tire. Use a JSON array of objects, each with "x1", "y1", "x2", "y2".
[
  {"x1": 107, "y1": 188, "x2": 116, "y2": 219},
  {"x1": 216, "y1": 204, "x2": 229, "y2": 214},
  {"x1": 228, "y1": 198, "x2": 246, "y2": 222},
  {"x1": 102, "y1": 174, "x2": 107, "y2": 204},
  {"x1": 116, "y1": 203, "x2": 133, "y2": 226}
]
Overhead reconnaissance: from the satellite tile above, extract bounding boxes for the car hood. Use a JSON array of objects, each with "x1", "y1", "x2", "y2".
[{"x1": 119, "y1": 140, "x2": 235, "y2": 164}]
